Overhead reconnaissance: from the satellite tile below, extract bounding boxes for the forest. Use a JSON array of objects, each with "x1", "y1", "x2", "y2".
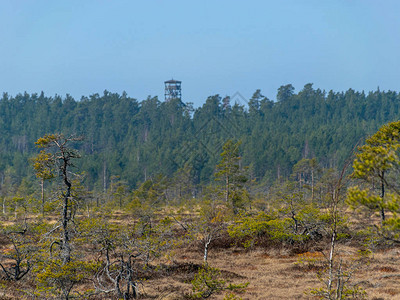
[
  {"x1": 1, "y1": 84, "x2": 400, "y2": 299},
  {"x1": 1, "y1": 84, "x2": 400, "y2": 190}
]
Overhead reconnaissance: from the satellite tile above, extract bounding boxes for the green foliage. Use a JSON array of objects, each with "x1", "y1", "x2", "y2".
[
  {"x1": 228, "y1": 185, "x2": 345, "y2": 248},
  {"x1": 227, "y1": 211, "x2": 307, "y2": 247},
  {"x1": 131, "y1": 175, "x2": 167, "y2": 206},
  {"x1": 347, "y1": 186, "x2": 386, "y2": 211},
  {"x1": 191, "y1": 265, "x2": 226, "y2": 298},
  {"x1": 349, "y1": 121, "x2": 400, "y2": 241},
  {"x1": 215, "y1": 140, "x2": 249, "y2": 211},
  {"x1": 191, "y1": 265, "x2": 248, "y2": 299},
  {"x1": 34, "y1": 258, "x2": 98, "y2": 299},
  {"x1": 32, "y1": 150, "x2": 55, "y2": 181}
]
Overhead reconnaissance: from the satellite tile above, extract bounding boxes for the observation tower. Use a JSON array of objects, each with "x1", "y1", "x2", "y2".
[{"x1": 164, "y1": 79, "x2": 181, "y2": 102}]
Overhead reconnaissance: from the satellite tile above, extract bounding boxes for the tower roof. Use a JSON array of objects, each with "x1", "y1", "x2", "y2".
[{"x1": 164, "y1": 79, "x2": 181, "y2": 84}]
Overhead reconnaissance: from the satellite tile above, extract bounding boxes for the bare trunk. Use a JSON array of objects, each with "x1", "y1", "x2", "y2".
[
  {"x1": 62, "y1": 185, "x2": 71, "y2": 264},
  {"x1": 336, "y1": 260, "x2": 343, "y2": 299},
  {"x1": 327, "y1": 230, "x2": 336, "y2": 298},
  {"x1": 380, "y1": 172, "x2": 385, "y2": 223},
  {"x1": 62, "y1": 158, "x2": 72, "y2": 265},
  {"x1": 203, "y1": 235, "x2": 212, "y2": 263}
]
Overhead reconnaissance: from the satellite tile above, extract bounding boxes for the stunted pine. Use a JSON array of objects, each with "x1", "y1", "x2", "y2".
[{"x1": 33, "y1": 133, "x2": 82, "y2": 264}]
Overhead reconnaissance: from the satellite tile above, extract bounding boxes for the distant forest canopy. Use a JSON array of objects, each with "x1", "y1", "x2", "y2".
[{"x1": 1, "y1": 83, "x2": 399, "y2": 190}]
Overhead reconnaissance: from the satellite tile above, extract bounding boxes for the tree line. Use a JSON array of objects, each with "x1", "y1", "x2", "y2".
[{"x1": 0, "y1": 84, "x2": 400, "y2": 192}]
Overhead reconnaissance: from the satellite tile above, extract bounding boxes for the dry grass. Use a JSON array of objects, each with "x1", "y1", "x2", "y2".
[
  {"x1": 134, "y1": 236, "x2": 400, "y2": 299},
  {"x1": 107, "y1": 237, "x2": 397, "y2": 300},
  {"x1": 1, "y1": 211, "x2": 400, "y2": 299}
]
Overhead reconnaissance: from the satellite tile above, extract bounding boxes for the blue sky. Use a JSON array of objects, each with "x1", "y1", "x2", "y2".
[{"x1": 1, "y1": 1, "x2": 399, "y2": 106}]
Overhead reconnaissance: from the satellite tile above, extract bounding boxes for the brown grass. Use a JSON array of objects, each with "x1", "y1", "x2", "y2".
[{"x1": 1, "y1": 211, "x2": 400, "y2": 299}]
